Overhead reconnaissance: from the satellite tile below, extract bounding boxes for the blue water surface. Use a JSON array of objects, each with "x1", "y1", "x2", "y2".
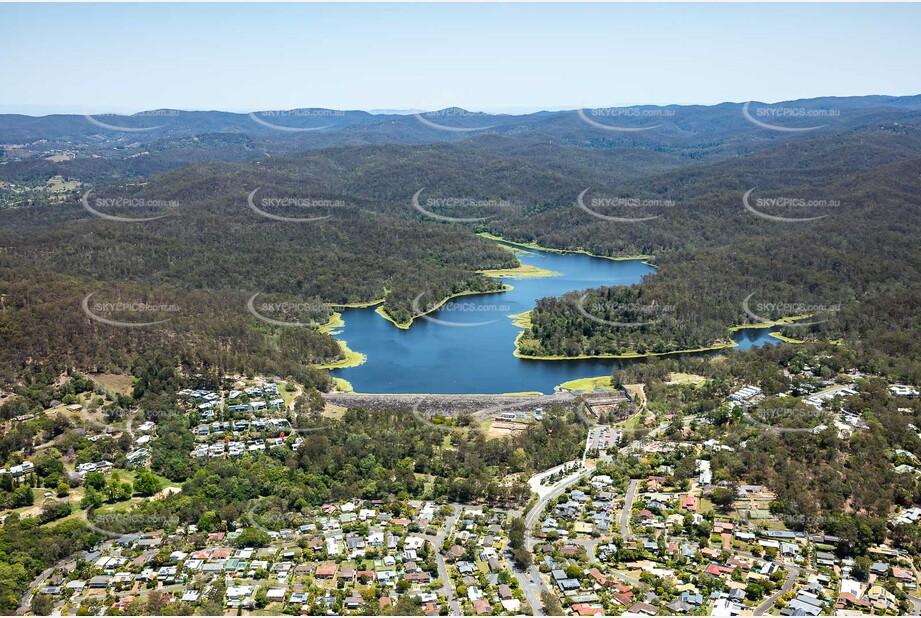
[{"x1": 331, "y1": 244, "x2": 777, "y2": 393}]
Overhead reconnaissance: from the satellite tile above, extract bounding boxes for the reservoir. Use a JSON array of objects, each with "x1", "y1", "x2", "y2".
[{"x1": 331, "y1": 243, "x2": 779, "y2": 393}]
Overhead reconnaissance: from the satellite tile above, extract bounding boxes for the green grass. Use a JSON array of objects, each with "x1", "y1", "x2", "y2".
[
  {"x1": 668, "y1": 372, "x2": 707, "y2": 385},
  {"x1": 331, "y1": 377, "x2": 354, "y2": 393},
  {"x1": 769, "y1": 331, "x2": 806, "y2": 344},
  {"x1": 555, "y1": 376, "x2": 616, "y2": 392},
  {"x1": 508, "y1": 311, "x2": 532, "y2": 329},
  {"x1": 317, "y1": 312, "x2": 344, "y2": 334},
  {"x1": 313, "y1": 340, "x2": 366, "y2": 370}
]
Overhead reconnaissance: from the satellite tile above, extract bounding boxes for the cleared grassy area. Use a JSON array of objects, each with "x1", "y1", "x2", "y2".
[
  {"x1": 555, "y1": 375, "x2": 616, "y2": 393},
  {"x1": 331, "y1": 377, "x2": 354, "y2": 393},
  {"x1": 614, "y1": 410, "x2": 646, "y2": 430},
  {"x1": 667, "y1": 372, "x2": 707, "y2": 386},
  {"x1": 769, "y1": 331, "x2": 806, "y2": 344},
  {"x1": 509, "y1": 310, "x2": 532, "y2": 329},
  {"x1": 90, "y1": 372, "x2": 134, "y2": 395},
  {"x1": 622, "y1": 383, "x2": 646, "y2": 408},
  {"x1": 278, "y1": 381, "x2": 300, "y2": 407}
]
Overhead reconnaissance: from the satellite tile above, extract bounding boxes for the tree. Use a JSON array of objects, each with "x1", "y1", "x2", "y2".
[
  {"x1": 81, "y1": 486, "x2": 103, "y2": 509},
  {"x1": 512, "y1": 546, "x2": 532, "y2": 569},
  {"x1": 234, "y1": 527, "x2": 270, "y2": 548},
  {"x1": 745, "y1": 582, "x2": 764, "y2": 600},
  {"x1": 31, "y1": 593, "x2": 52, "y2": 616},
  {"x1": 852, "y1": 555, "x2": 872, "y2": 581},
  {"x1": 387, "y1": 595, "x2": 424, "y2": 616},
  {"x1": 133, "y1": 471, "x2": 160, "y2": 497},
  {"x1": 509, "y1": 516, "x2": 527, "y2": 550},
  {"x1": 711, "y1": 487, "x2": 736, "y2": 510},
  {"x1": 540, "y1": 590, "x2": 562, "y2": 615}
]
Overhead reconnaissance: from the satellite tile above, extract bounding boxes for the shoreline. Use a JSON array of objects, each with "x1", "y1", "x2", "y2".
[
  {"x1": 313, "y1": 312, "x2": 367, "y2": 370},
  {"x1": 478, "y1": 232, "x2": 655, "y2": 264},
  {"x1": 768, "y1": 331, "x2": 806, "y2": 344},
  {"x1": 513, "y1": 328, "x2": 739, "y2": 361},
  {"x1": 313, "y1": 339, "x2": 366, "y2": 370},
  {"x1": 477, "y1": 263, "x2": 561, "y2": 279},
  {"x1": 374, "y1": 284, "x2": 514, "y2": 330},
  {"x1": 511, "y1": 310, "x2": 816, "y2": 362},
  {"x1": 328, "y1": 299, "x2": 385, "y2": 309}
]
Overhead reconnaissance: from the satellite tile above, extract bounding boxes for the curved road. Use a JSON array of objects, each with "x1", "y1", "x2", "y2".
[
  {"x1": 754, "y1": 566, "x2": 799, "y2": 615},
  {"x1": 423, "y1": 505, "x2": 463, "y2": 616}
]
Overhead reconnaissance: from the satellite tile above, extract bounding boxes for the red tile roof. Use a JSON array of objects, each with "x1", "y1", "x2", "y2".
[{"x1": 572, "y1": 603, "x2": 605, "y2": 616}]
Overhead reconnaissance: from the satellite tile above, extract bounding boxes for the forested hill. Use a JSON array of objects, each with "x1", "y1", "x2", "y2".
[
  {"x1": 4, "y1": 95, "x2": 921, "y2": 185},
  {"x1": 514, "y1": 122, "x2": 921, "y2": 381},
  {"x1": 1, "y1": 97, "x2": 921, "y2": 389}
]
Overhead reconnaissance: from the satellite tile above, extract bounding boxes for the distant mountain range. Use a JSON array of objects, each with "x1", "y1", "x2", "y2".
[{"x1": 3, "y1": 94, "x2": 920, "y2": 187}]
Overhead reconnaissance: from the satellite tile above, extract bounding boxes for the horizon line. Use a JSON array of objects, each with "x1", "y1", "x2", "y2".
[{"x1": 2, "y1": 92, "x2": 920, "y2": 118}]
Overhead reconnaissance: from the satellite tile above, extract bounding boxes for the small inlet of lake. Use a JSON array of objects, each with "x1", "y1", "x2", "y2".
[{"x1": 331, "y1": 243, "x2": 780, "y2": 394}]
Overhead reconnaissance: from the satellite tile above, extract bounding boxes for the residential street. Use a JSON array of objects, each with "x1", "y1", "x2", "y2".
[
  {"x1": 620, "y1": 479, "x2": 639, "y2": 541},
  {"x1": 754, "y1": 566, "x2": 799, "y2": 615},
  {"x1": 514, "y1": 462, "x2": 594, "y2": 615},
  {"x1": 423, "y1": 504, "x2": 463, "y2": 616}
]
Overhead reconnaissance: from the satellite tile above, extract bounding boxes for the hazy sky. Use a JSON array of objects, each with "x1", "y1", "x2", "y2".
[{"x1": 2, "y1": 3, "x2": 920, "y2": 114}]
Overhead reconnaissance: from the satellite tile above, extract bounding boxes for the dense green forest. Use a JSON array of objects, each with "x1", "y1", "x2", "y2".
[
  {"x1": 513, "y1": 124, "x2": 921, "y2": 383},
  {"x1": 130, "y1": 403, "x2": 585, "y2": 530},
  {"x1": 2, "y1": 105, "x2": 921, "y2": 389}
]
